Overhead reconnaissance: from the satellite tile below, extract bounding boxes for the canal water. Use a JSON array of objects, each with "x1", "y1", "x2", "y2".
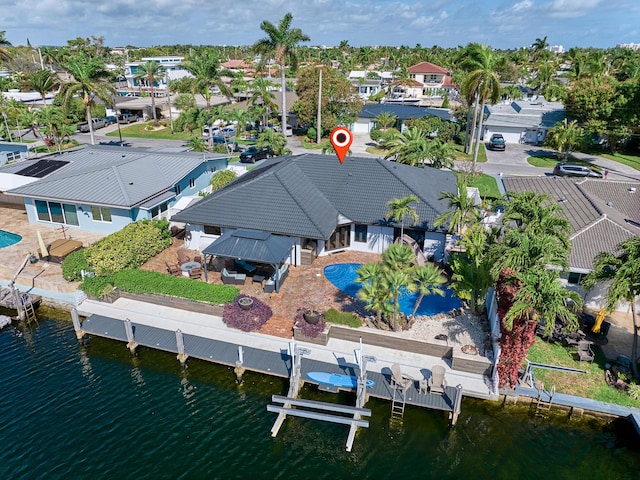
[{"x1": 1, "y1": 310, "x2": 639, "y2": 479}]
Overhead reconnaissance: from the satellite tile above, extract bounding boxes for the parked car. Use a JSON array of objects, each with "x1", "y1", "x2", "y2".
[
  {"x1": 202, "y1": 126, "x2": 221, "y2": 138},
  {"x1": 239, "y1": 146, "x2": 274, "y2": 163},
  {"x1": 117, "y1": 113, "x2": 138, "y2": 124},
  {"x1": 284, "y1": 124, "x2": 293, "y2": 137},
  {"x1": 77, "y1": 118, "x2": 106, "y2": 133},
  {"x1": 103, "y1": 115, "x2": 117, "y2": 126},
  {"x1": 487, "y1": 134, "x2": 506, "y2": 151},
  {"x1": 553, "y1": 163, "x2": 603, "y2": 178},
  {"x1": 221, "y1": 125, "x2": 237, "y2": 137}
]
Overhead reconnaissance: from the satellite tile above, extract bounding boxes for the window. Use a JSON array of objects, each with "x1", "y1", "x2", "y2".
[
  {"x1": 567, "y1": 272, "x2": 583, "y2": 284},
  {"x1": 34, "y1": 200, "x2": 79, "y2": 226},
  {"x1": 354, "y1": 224, "x2": 368, "y2": 243},
  {"x1": 204, "y1": 225, "x2": 221, "y2": 235},
  {"x1": 189, "y1": 178, "x2": 195, "y2": 188},
  {"x1": 429, "y1": 74, "x2": 437, "y2": 82},
  {"x1": 91, "y1": 206, "x2": 112, "y2": 222},
  {"x1": 175, "y1": 184, "x2": 181, "y2": 195},
  {"x1": 151, "y1": 202, "x2": 168, "y2": 219},
  {"x1": 327, "y1": 225, "x2": 351, "y2": 251}
]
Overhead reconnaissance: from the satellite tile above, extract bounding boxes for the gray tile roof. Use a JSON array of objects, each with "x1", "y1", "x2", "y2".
[
  {"x1": 6, "y1": 145, "x2": 226, "y2": 208},
  {"x1": 502, "y1": 176, "x2": 640, "y2": 271},
  {"x1": 358, "y1": 104, "x2": 453, "y2": 122},
  {"x1": 172, "y1": 154, "x2": 459, "y2": 239}
]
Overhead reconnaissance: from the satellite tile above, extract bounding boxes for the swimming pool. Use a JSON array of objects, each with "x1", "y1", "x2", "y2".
[
  {"x1": 324, "y1": 263, "x2": 461, "y2": 317},
  {"x1": 0, "y1": 229, "x2": 22, "y2": 249}
]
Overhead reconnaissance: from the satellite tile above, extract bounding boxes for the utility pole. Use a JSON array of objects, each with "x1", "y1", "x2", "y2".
[{"x1": 317, "y1": 67, "x2": 322, "y2": 144}]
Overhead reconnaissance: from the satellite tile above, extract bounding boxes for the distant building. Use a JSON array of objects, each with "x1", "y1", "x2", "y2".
[
  {"x1": 617, "y1": 43, "x2": 640, "y2": 50},
  {"x1": 348, "y1": 70, "x2": 394, "y2": 100},
  {"x1": 548, "y1": 45, "x2": 565, "y2": 53},
  {"x1": 387, "y1": 62, "x2": 456, "y2": 106}
]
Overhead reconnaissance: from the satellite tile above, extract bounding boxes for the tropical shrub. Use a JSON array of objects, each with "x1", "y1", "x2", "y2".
[
  {"x1": 81, "y1": 269, "x2": 238, "y2": 304},
  {"x1": 87, "y1": 219, "x2": 172, "y2": 275},
  {"x1": 223, "y1": 294, "x2": 273, "y2": 332},
  {"x1": 61, "y1": 248, "x2": 90, "y2": 282},
  {"x1": 210, "y1": 169, "x2": 237, "y2": 192},
  {"x1": 294, "y1": 308, "x2": 326, "y2": 338}
]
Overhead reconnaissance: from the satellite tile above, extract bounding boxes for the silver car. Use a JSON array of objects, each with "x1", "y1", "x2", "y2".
[{"x1": 553, "y1": 163, "x2": 603, "y2": 178}]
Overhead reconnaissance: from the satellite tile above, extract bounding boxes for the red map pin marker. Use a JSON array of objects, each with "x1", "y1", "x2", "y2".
[{"x1": 330, "y1": 126, "x2": 353, "y2": 164}]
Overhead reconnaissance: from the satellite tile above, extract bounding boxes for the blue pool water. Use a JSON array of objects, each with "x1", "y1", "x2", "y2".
[
  {"x1": 324, "y1": 263, "x2": 461, "y2": 316},
  {"x1": 0, "y1": 229, "x2": 21, "y2": 248}
]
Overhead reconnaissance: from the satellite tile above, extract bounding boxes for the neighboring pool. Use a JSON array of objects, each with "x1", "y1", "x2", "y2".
[
  {"x1": 324, "y1": 263, "x2": 461, "y2": 317},
  {"x1": 0, "y1": 229, "x2": 22, "y2": 249}
]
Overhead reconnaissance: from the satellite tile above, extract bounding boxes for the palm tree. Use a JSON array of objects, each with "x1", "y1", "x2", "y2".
[
  {"x1": 374, "y1": 111, "x2": 398, "y2": 130},
  {"x1": 173, "y1": 93, "x2": 197, "y2": 112},
  {"x1": 434, "y1": 182, "x2": 480, "y2": 234},
  {"x1": 0, "y1": 30, "x2": 11, "y2": 63},
  {"x1": 134, "y1": 60, "x2": 165, "y2": 126},
  {"x1": 248, "y1": 78, "x2": 278, "y2": 126},
  {"x1": 35, "y1": 105, "x2": 66, "y2": 153},
  {"x1": 61, "y1": 52, "x2": 115, "y2": 145},
  {"x1": 424, "y1": 139, "x2": 456, "y2": 169},
  {"x1": 383, "y1": 127, "x2": 429, "y2": 166},
  {"x1": 256, "y1": 128, "x2": 289, "y2": 155},
  {"x1": 26, "y1": 69, "x2": 60, "y2": 106},
  {"x1": 462, "y1": 44, "x2": 501, "y2": 166},
  {"x1": 411, "y1": 264, "x2": 446, "y2": 318},
  {"x1": 546, "y1": 119, "x2": 583, "y2": 161},
  {"x1": 582, "y1": 237, "x2": 640, "y2": 378},
  {"x1": 181, "y1": 50, "x2": 233, "y2": 109},
  {"x1": 253, "y1": 13, "x2": 310, "y2": 139},
  {"x1": 385, "y1": 195, "x2": 419, "y2": 239}
]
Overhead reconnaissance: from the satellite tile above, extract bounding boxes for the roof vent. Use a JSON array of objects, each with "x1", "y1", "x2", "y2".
[
  {"x1": 630, "y1": 187, "x2": 637, "y2": 193},
  {"x1": 559, "y1": 195, "x2": 567, "y2": 203},
  {"x1": 607, "y1": 201, "x2": 613, "y2": 207}
]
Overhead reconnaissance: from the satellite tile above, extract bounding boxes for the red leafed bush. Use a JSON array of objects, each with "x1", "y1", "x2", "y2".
[
  {"x1": 223, "y1": 295, "x2": 273, "y2": 332},
  {"x1": 496, "y1": 269, "x2": 538, "y2": 388}
]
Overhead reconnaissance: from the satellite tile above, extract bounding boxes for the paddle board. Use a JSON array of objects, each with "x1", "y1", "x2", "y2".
[{"x1": 307, "y1": 371, "x2": 375, "y2": 388}]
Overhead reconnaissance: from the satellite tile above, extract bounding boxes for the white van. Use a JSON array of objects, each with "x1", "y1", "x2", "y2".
[
  {"x1": 285, "y1": 124, "x2": 293, "y2": 137},
  {"x1": 202, "y1": 126, "x2": 221, "y2": 138}
]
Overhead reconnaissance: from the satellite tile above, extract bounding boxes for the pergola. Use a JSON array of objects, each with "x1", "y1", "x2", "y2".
[{"x1": 201, "y1": 229, "x2": 296, "y2": 292}]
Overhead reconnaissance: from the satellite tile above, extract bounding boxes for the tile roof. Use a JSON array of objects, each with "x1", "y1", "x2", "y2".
[
  {"x1": 5, "y1": 145, "x2": 227, "y2": 208},
  {"x1": 502, "y1": 176, "x2": 640, "y2": 271},
  {"x1": 408, "y1": 62, "x2": 449, "y2": 74},
  {"x1": 172, "y1": 154, "x2": 459, "y2": 239}
]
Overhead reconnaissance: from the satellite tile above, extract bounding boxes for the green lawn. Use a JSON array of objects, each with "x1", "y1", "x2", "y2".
[
  {"x1": 301, "y1": 136, "x2": 324, "y2": 150},
  {"x1": 452, "y1": 142, "x2": 488, "y2": 163},
  {"x1": 600, "y1": 152, "x2": 640, "y2": 171},
  {"x1": 460, "y1": 173, "x2": 502, "y2": 200},
  {"x1": 526, "y1": 339, "x2": 639, "y2": 408},
  {"x1": 106, "y1": 122, "x2": 194, "y2": 140}
]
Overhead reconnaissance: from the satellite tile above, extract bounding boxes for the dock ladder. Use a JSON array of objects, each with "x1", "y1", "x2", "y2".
[
  {"x1": 534, "y1": 382, "x2": 556, "y2": 414},
  {"x1": 22, "y1": 297, "x2": 38, "y2": 325},
  {"x1": 391, "y1": 387, "x2": 407, "y2": 420}
]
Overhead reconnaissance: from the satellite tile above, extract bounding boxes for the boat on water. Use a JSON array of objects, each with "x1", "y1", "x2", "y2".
[
  {"x1": 307, "y1": 372, "x2": 375, "y2": 388},
  {"x1": 0, "y1": 287, "x2": 42, "y2": 312}
]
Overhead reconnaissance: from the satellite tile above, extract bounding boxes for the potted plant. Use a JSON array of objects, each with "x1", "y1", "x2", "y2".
[
  {"x1": 29, "y1": 253, "x2": 38, "y2": 264},
  {"x1": 302, "y1": 305, "x2": 322, "y2": 325},
  {"x1": 237, "y1": 296, "x2": 254, "y2": 311}
]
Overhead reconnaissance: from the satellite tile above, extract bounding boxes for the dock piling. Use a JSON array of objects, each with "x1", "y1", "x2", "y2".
[
  {"x1": 450, "y1": 384, "x2": 463, "y2": 426},
  {"x1": 124, "y1": 318, "x2": 138, "y2": 354},
  {"x1": 234, "y1": 346, "x2": 245, "y2": 383},
  {"x1": 175, "y1": 329, "x2": 189, "y2": 366},
  {"x1": 71, "y1": 308, "x2": 85, "y2": 340}
]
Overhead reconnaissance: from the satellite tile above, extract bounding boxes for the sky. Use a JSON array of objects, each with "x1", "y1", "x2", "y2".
[{"x1": 2, "y1": 0, "x2": 639, "y2": 51}]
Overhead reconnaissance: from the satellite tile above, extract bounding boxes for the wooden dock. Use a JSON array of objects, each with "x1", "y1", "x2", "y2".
[{"x1": 76, "y1": 311, "x2": 463, "y2": 450}]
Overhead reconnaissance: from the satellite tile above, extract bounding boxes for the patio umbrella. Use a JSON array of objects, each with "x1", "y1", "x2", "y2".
[{"x1": 37, "y1": 231, "x2": 49, "y2": 258}]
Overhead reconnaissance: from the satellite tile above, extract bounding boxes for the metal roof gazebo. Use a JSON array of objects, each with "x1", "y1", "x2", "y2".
[{"x1": 201, "y1": 229, "x2": 296, "y2": 292}]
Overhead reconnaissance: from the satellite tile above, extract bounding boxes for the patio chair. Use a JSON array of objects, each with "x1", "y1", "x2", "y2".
[
  {"x1": 188, "y1": 267, "x2": 202, "y2": 280},
  {"x1": 427, "y1": 365, "x2": 447, "y2": 395},
  {"x1": 165, "y1": 261, "x2": 181, "y2": 276},
  {"x1": 177, "y1": 250, "x2": 190, "y2": 265},
  {"x1": 390, "y1": 363, "x2": 414, "y2": 394},
  {"x1": 577, "y1": 340, "x2": 595, "y2": 362}
]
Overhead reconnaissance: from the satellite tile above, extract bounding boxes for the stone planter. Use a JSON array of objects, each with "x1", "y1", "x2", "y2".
[
  {"x1": 238, "y1": 297, "x2": 254, "y2": 311},
  {"x1": 303, "y1": 310, "x2": 322, "y2": 325}
]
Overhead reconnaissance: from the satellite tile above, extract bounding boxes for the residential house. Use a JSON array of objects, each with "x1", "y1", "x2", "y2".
[
  {"x1": 171, "y1": 153, "x2": 459, "y2": 268},
  {"x1": 502, "y1": 176, "x2": 640, "y2": 307},
  {"x1": 352, "y1": 103, "x2": 453, "y2": 134},
  {"x1": 482, "y1": 98, "x2": 565, "y2": 144},
  {"x1": 388, "y1": 62, "x2": 455, "y2": 105},
  {"x1": 348, "y1": 70, "x2": 394, "y2": 100},
  {"x1": 2, "y1": 145, "x2": 230, "y2": 234},
  {"x1": 120, "y1": 56, "x2": 189, "y2": 92}
]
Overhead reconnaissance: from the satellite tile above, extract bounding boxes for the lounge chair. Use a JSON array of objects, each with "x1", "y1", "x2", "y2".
[
  {"x1": 577, "y1": 340, "x2": 595, "y2": 362},
  {"x1": 428, "y1": 365, "x2": 447, "y2": 395},
  {"x1": 221, "y1": 268, "x2": 246, "y2": 285},
  {"x1": 390, "y1": 363, "x2": 414, "y2": 393},
  {"x1": 235, "y1": 259, "x2": 257, "y2": 273},
  {"x1": 165, "y1": 261, "x2": 181, "y2": 276},
  {"x1": 188, "y1": 267, "x2": 202, "y2": 280},
  {"x1": 177, "y1": 250, "x2": 190, "y2": 265}
]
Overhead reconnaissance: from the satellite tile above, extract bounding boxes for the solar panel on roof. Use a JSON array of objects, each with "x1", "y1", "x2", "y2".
[{"x1": 15, "y1": 159, "x2": 68, "y2": 178}]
